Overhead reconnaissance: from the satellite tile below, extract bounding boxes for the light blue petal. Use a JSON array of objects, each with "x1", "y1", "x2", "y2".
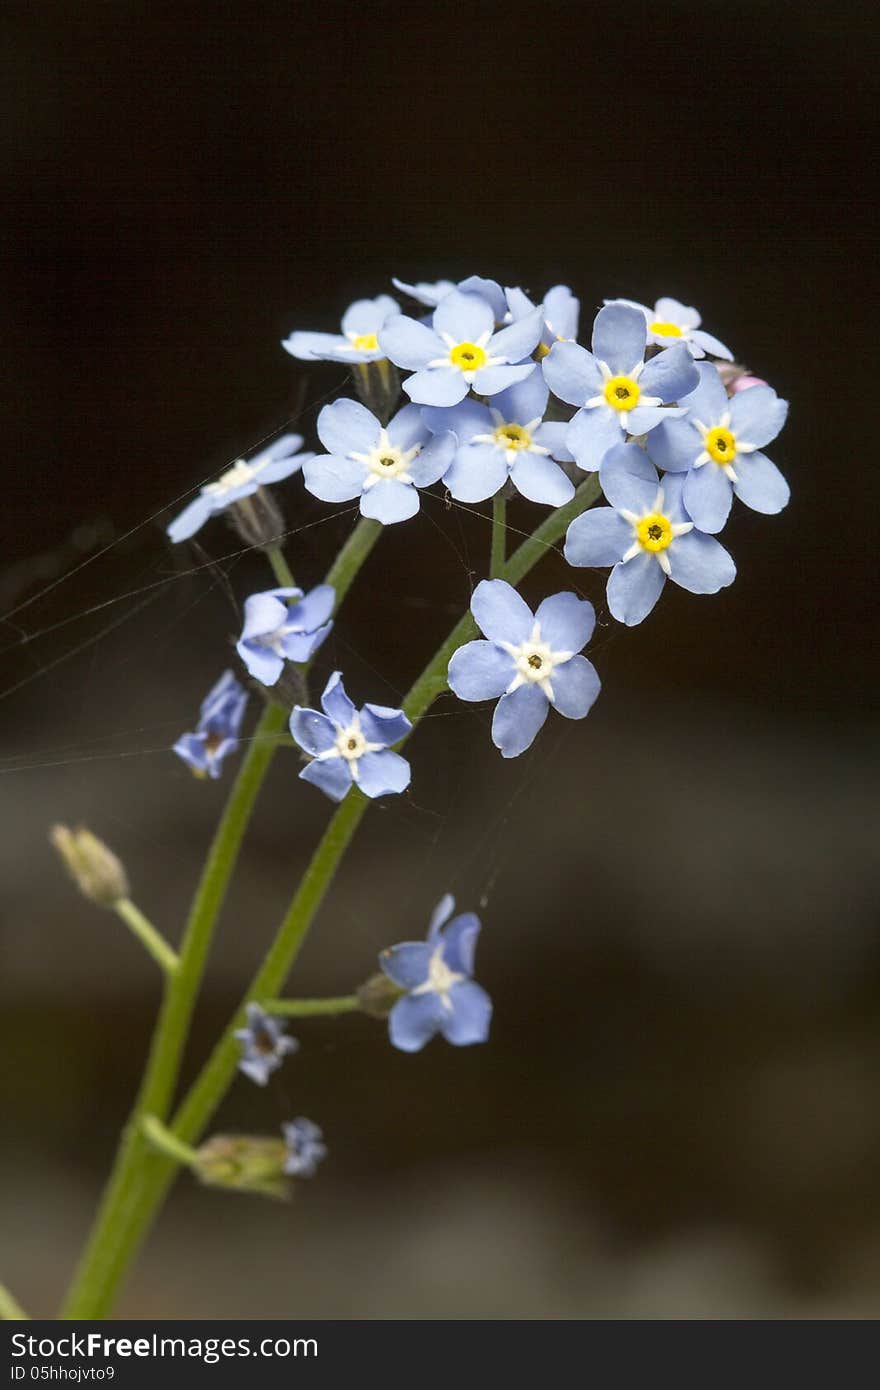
[
  {"x1": 509, "y1": 451, "x2": 574, "y2": 506},
  {"x1": 549, "y1": 655, "x2": 601, "y2": 719},
  {"x1": 504, "y1": 285, "x2": 535, "y2": 319},
  {"x1": 173, "y1": 733, "x2": 210, "y2": 776},
  {"x1": 564, "y1": 507, "x2": 632, "y2": 567},
  {"x1": 249, "y1": 432, "x2": 305, "y2": 469},
  {"x1": 492, "y1": 369, "x2": 549, "y2": 423},
  {"x1": 488, "y1": 306, "x2": 544, "y2": 363},
  {"x1": 433, "y1": 289, "x2": 495, "y2": 342},
  {"x1": 492, "y1": 684, "x2": 549, "y2": 758},
  {"x1": 391, "y1": 277, "x2": 456, "y2": 307},
  {"x1": 456, "y1": 275, "x2": 507, "y2": 321},
  {"x1": 471, "y1": 578, "x2": 534, "y2": 643},
  {"x1": 532, "y1": 420, "x2": 572, "y2": 462},
  {"x1": 379, "y1": 942, "x2": 432, "y2": 989},
  {"x1": 729, "y1": 385, "x2": 789, "y2": 447},
  {"x1": 386, "y1": 402, "x2": 429, "y2": 451},
  {"x1": 167, "y1": 495, "x2": 213, "y2": 543},
  {"x1": 359, "y1": 477, "x2": 419, "y2": 524},
  {"x1": 320, "y1": 671, "x2": 355, "y2": 728},
  {"x1": 280, "y1": 621, "x2": 332, "y2": 663},
  {"x1": 591, "y1": 303, "x2": 646, "y2": 373},
  {"x1": 289, "y1": 708, "x2": 338, "y2": 756},
  {"x1": 471, "y1": 362, "x2": 536, "y2": 396},
  {"x1": 357, "y1": 749, "x2": 411, "y2": 798},
  {"x1": 535, "y1": 591, "x2": 595, "y2": 653},
  {"x1": 656, "y1": 472, "x2": 689, "y2": 522},
  {"x1": 240, "y1": 590, "x2": 291, "y2": 642},
  {"x1": 236, "y1": 640, "x2": 284, "y2": 687},
  {"x1": 645, "y1": 416, "x2": 702, "y2": 473},
  {"x1": 690, "y1": 328, "x2": 733, "y2": 360},
  {"x1": 441, "y1": 981, "x2": 492, "y2": 1046},
  {"x1": 300, "y1": 756, "x2": 353, "y2": 802},
  {"x1": 654, "y1": 297, "x2": 700, "y2": 327},
  {"x1": 421, "y1": 398, "x2": 492, "y2": 441},
  {"x1": 378, "y1": 315, "x2": 443, "y2": 370},
  {"x1": 439, "y1": 913, "x2": 481, "y2": 974},
  {"x1": 428, "y1": 894, "x2": 456, "y2": 936},
  {"x1": 201, "y1": 670, "x2": 244, "y2": 720},
  {"x1": 402, "y1": 366, "x2": 468, "y2": 407},
  {"x1": 542, "y1": 341, "x2": 602, "y2": 406},
  {"x1": 408, "y1": 431, "x2": 455, "y2": 486},
  {"x1": 625, "y1": 404, "x2": 682, "y2": 435},
  {"x1": 388, "y1": 994, "x2": 445, "y2": 1052},
  {"x1": 360, "y1": 703, "x2": 411, "y2": 747},
  {"x1": 682, "y1": 464, "x2": 733, "y2": 534},
  {"x1": 598, "y1": 442, "x2": 660, "y2": 512},
  {"x1": 732, "y1": 450, "x2": 790, "y2": 515},
  {"x1": 639, "y1": 342, "x2": 700, "y2": 404},
  {"x1": 444, "y1": 443, "x2": 508, "y2": 502},
  {"x1": 676, "y1": 360, "x2": 729, "y2": 422},
  {"x1": 289, "y1": 583, "x2": 336, "y2": 630},
  {"x1": 543, "y1": 285, "x2": 579, "y2": 341},
  {"x1": 316, "y1": 398, "x2": 379, "y2": 456},
  {"x1": 607, "y1": 554, "x2": 666, "y2": 625},
  {"x1": 667, "y1": 530, "x2": 736, "y2": 594},
  {"x1": 447, "y1": 640, "x2": 515, "y2": 701},
  {"x1": 565, "y1": 406, "x2": 624, "y2": 472},
  {"x1": 303, "y1": 454, "x2": 365, "y2": 503},
  {"x1": 281, "y1": 330, "x2": 348, "y2": 361},
  {"x1": 341, "y1": 295, "x2": 399, "y2": 336},
  {"x1": 257, "y1": 450, "x2": 310, "y2": 484}
]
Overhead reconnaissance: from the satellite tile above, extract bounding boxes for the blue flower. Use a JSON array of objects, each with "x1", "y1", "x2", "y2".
[
  {"x1": 448, "y1": 580, "x2": 600, "y2": 758},
  {"x1": 380, "y1": 894, "x2": 492, "y2": 1053},
  {"x1": 290, "y1": 671, "x2": 411, "y2": 802},
  {"x1": 173, "y1": 670, "x2": 248, "y2": 779},
  {"x1": 236, "y1": 584, "x2": 334, "y2": 687},
  {"x1": 167, "y1": 435, "x2": 312, "y2": 543},
  {"x1": 303, "y1": 400, "x2": 455, "y2": 525},
  {"x1": 234, "y1": 1003, "x2": 298, "y2": 1087},
  {"x1": 282, "y1": 1118, "x2": 327, "y2": 1178},
  {"x1": 379, "y1": 289, "x2": 543, "y2": 407},
  {"x1": 422, "y1": 370, "x2": 574, "y2": 506},
  {"x1": 564, "y1": 443, "x2": 736, "y2": 626},
  {"x1": 281, "y1": 294, "x2": 400, "y2": 363},
  {"x1": 543, "y1": 304, "x2": 700, "y2": 472},
  {"x1": 392, "y1": 273, "x2": 508, "y2": 323},
  {"x1": 506, "y1": 283, "x2": 580, "y2": 357},
  {"x1": 604, "y1": 296, "x2": 733, "y2": 360},
  {"x1": 646, "y1": 362, "x2": 790, "y2": 533}
]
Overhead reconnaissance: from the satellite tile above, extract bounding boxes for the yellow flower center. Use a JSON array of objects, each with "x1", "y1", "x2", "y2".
[
  {"x1": 351, "y1": 332, "x2": 379, "y2": 352},
  {"x1": 649, "y1": 320, "x2": 682, "y2": 338},
  {"x1": 603, "y1": 375, "x2": 641, "y2": 412},
  {"x1": 635, "y1": 512, "x2": 674, "y2": 553},
  {"x1": 494, "y1": 422, "x2": 531, "y2": 451},
  {"x1": 449, "y1": 341, "x2": 488, "y2": 372},
  {"x1": 704, "y1": 425, "x2": 737, "y2": 465}
]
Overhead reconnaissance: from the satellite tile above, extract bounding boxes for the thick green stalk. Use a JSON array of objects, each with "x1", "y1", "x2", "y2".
[
  {"x1": 265, "y1": 543, "x2": 297, "y2": 588},
  {"x1": 263, "y1": 995, "x2": 361, "y2": 1017},
  {"x1": 114, "y1": 900, "x2": 179, "y2": 977},
  {"x1": 323, "y1": 516, "x2": 382, "y2": 609},
  {"x1": 0, "y1": 1284, "x2": 28, "y2": 1320}
]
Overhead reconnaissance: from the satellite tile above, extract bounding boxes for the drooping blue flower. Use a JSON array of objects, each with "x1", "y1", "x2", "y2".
[
  {"x1": 167, "y1": 435, "x2": 312, "y2": 544},
  {"x1": 282, "y1": 1118, "x2": 327, "y2": 1178},
  {"x1": 564, "y1": 443, "x2": 736, "y2": 626},
  {"x1": 506, "y1": 283, "x2": 580, "y2": 356},
  {"x1": 236, "y1": 584, "x2": 334, "y2": 687},
  {"x1": 447, "y1": 580, "x2": 600, "y2": 758},
  {"x1": 173, "y1": 670, "x2": 248, "y2": 779},
  {"x1": 646, "y1": 362, "x2": 790, "y2": 533},
  {"x1": 391, "y1": 274, "x2": 508, "y2": 323},
  {"x1": 234, "y1": 1003, "x2": 299, "y2": 1087},
  {"x1": 281, "y1": 294, "x2": 400, "y2": 363},
  {"x1": 422, "y1": 370, "x2": 574, "y2": 506},
  {"x1": 303, "y1": 400, "x2": 455, "y2": 525},
  {"x1": 380, "y1": 894, "x2": 492, "y2": 1053},
  {"x1": 379, "y1": 289, "x2": 543, "y2": 407},
  {"x1": 290, "y1": 671, "x2": 411, "y2": 802},
  {"x1": 604, "y1": 296, "x2": 733, "y2": 360},
  {"x1": 543, "y1": 304, "x2": 700, "y2": 473}
]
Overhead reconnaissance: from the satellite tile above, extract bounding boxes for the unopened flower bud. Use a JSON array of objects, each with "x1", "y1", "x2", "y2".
[
  {"x1": 356, "y1": 971, "x2": 404, "y2": 1020},
  {"x1": 194, "y1": 1134, "x2": 290, "y2": 1201},
  {"x1": 715, "y1": 361, "x2": 768, "y2": 397},
  {"x1": 50, "y1": 825, "x2": 129, "y2": 907},
  {"x1": 351, "y1": 359, "x2": 401, "y2": 425},
  {"x1": 228, "y1": 486, "x2": 286, "y2": 551}
]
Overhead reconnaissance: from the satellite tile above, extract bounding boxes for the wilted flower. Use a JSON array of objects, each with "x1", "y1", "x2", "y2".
[
  {"x1": 282, "y1": 1118, "x2": 327, "y2": 1177},
  {"x1": 173, "y1": 670, "x2": 248, "y2": 779},
  {"x1": 234, "y1": 1003, "x2": 299, "y2": 1087}
]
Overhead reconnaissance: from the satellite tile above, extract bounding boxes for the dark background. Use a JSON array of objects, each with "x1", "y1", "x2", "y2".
[{"x1": 1, "y1": 2, "x2": 878, "y2": 1318}]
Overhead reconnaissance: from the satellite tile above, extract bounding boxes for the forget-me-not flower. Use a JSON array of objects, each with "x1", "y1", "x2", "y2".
[
  {"x1": 543, "y1": 303, "x2": 700, "y2": 472},
  {"x1": 167, "y1": 435, "x2": 311, "y2": 544},
  {"x1": 506, "y1": 283, "x2": 580, "y2": 357},
  {"x1": 646, "y1": 362, "x2": 789, "y2": 533},
  {"x1": 236, "y1": 584, "x2": 334, "y2": 687},
  {"x1": 282, "y1": 1118, "x2": 327, "y2": 1178},
  {"x1": 290, "y1": 671, "x2": 411, "y2": 802},
  {"x1": 281, "y1": 294, "x2": 400, "y2": 363},
  {"x1": 304, "y1": 400, "x2": 455, "y2": 524},
  {"x1": 564, "y1": 443, "x2": 736, "y2": 626},
  {"x1": 391, "y1": 273, "x2": 508, "y2": 323},
  {"x1": 173, "y1": 670, "x2": 248, "y2": 779},
  {"x1": 380, "y1": 894, "x2": 492, "y2": 1053},
  {"x1": 379, "y1": 289, "x2": 543, "y2": 407},
  {"x1": 422, "y1": 370, "x2": 574, "y2": 505},
  {"x1": 605, "y1": 296, "x2": 733, "y2": 360},
  {"x1": 448, "y1": 580, "x2": 601, "y2": 758},
  {"x1": 235, "y1": 1003, "x2": 299, "y2": 1087}
]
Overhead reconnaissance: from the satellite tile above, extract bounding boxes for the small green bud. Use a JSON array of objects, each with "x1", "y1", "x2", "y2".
[
  {"x1": 356, "y1": 971, "x2": 404, "y2": 1020},
  {"x1": 194, "y1": 1134, "x2": 291, "y2": 1201},
  {"x1": 50, "y1": 824, "x2": 129, "y2": 907}
]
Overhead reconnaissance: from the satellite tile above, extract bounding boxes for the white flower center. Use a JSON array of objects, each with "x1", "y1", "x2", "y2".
[
  {"x1": 500, "y1": 620, "x2": 572, "y2": 701},
  {"x1": 203, "y1": 458, "x2": 257, "y2": 496},
  {"x1": 350, "y1": 428, "x2": 420, "y2": 489},
  {"x1": 317, "y1": 714, "x2": 383, "y2": 782},
  {"x1": 413, "y1": 945, "x2": 465, "y2": 1012}
]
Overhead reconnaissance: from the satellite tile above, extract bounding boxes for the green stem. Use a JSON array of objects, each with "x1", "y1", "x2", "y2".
[
  {"x1": 0, "y1": 1283, "x2": 28, "y2": 1320},
  {"x1": 141, "y1": 1115, "x2": 200, "y2": 1168},
  {"x1": 114, "y1": 900, "x2": 179, "y2": 977},
  {"x1": 262, "y1": 994, "x2": 361, "y2": 1018},
  {"x1": 324, "y1": 516, "x2": 383, "y2": 610},
  {"x1": 491, "y1": 492, "x2": 507, "y2": 577},
  {"x1": 265, "y1": 544, "x2": 297, "y2": 588}
]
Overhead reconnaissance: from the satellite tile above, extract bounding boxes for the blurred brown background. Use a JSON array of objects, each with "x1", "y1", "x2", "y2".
[{"x1": 1, "y1": 2, "x2": 878, "y2": 1318}]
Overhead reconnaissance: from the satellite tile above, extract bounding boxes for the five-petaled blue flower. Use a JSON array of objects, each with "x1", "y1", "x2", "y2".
[
  {"x1": 380, "y1": 894, "x2": 492, "y2": 1053},
  {"x1": 281, "y1": 294, "x2": 400, "y2": 363},
  {"x1": 564, "y1": 443, "x2": 736, "y2": 626},
  {"x1": 167, "y1": 434, "x2": 312, "y2": 544},
  {"x1": 422, "y1": 370, "x2": 574, "y2": 506},
  {"x1": 290, "y1": 671, "x2": 411, "y2": 802},
  {"x1": 282, "y1": 1118, "x2": 327, "y2": 1178},
  {"x1": 392, "y1": 273, "x2": 508, "y2": 323},
  {"x1": 506, "y1": 283, "x2": 580, "y2": 356},
  {"x1": 448, "y1": 580, "x2": 601, "y2": 758},
  {"x1": 173, "y1": 670, "x2": 248, "y2": 779},
  {"x1": 543, "y1": 303, "x2": 700, "y2": 472},
  {"x1": 234, "y1": 1003, "x2": 298, "y2": 1087},
  {"x1": 304, "y1": 400, "x2": 455, "y2": 525},
  {"x1": 379, "y1": 289, "x2": 543, "y2": 407},
  {"x1": 646, "y1": 362, "x2": 790, "y2": 534},
  {"x1": 236, "y1": 584, "x2": 334, "y2": 687},
  {"x1": 604, "y1": 296, "x2": 733, "y2": 360}
]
